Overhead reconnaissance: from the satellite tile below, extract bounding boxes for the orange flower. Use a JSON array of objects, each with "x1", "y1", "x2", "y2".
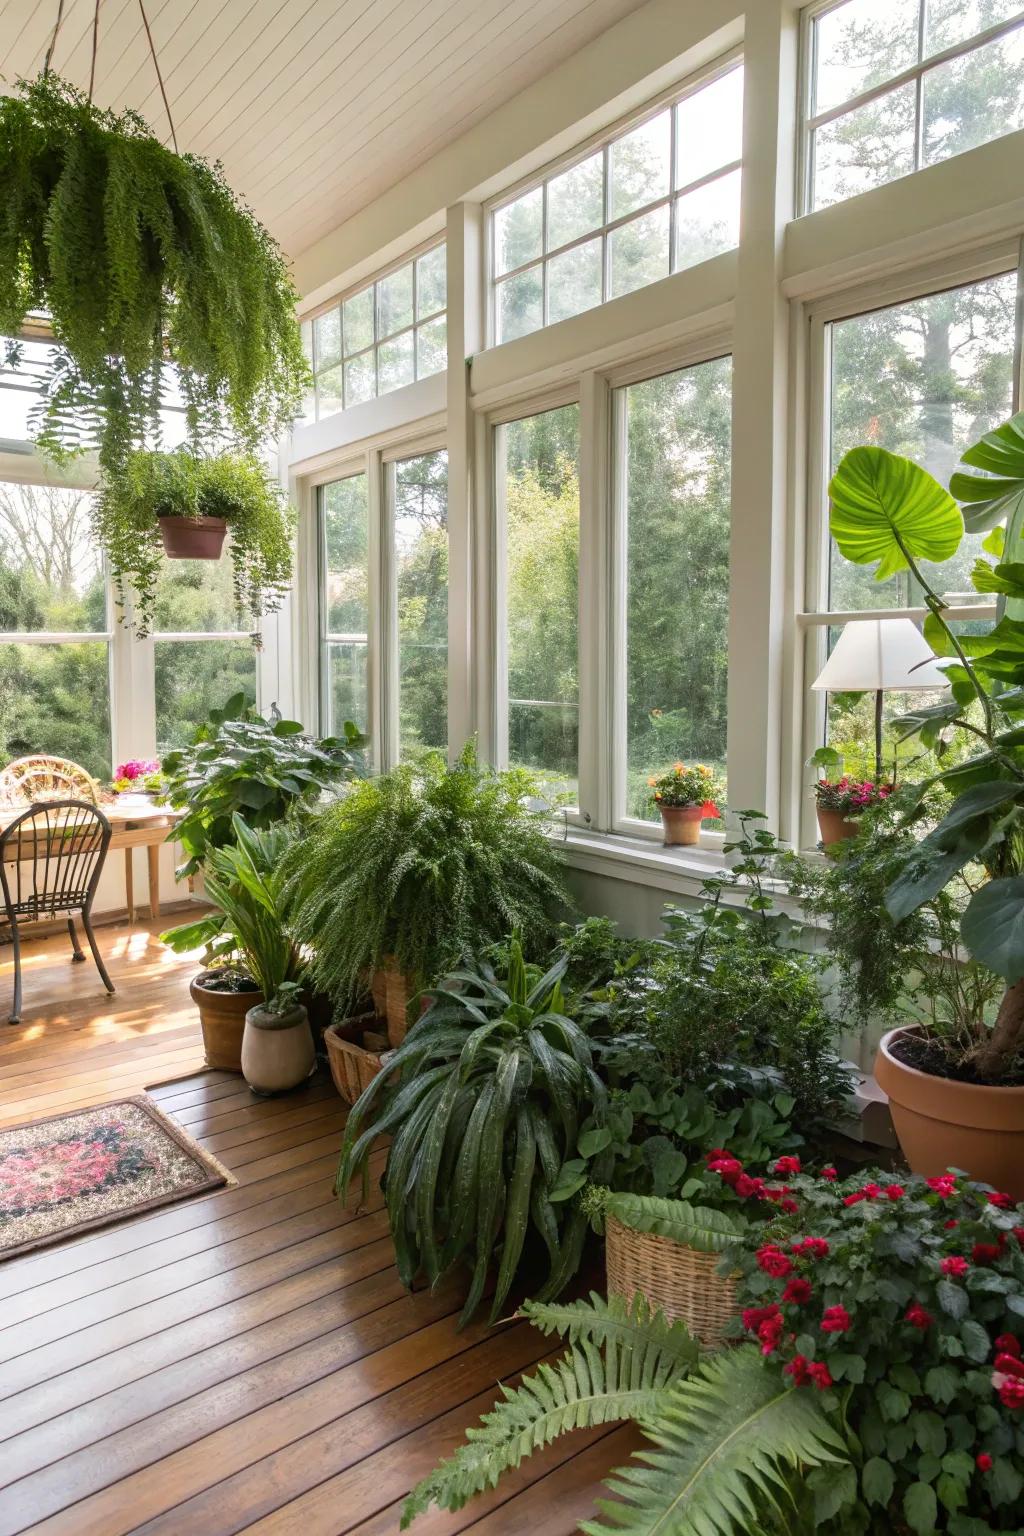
[{"x1": 647, "y1": 776, "x2": 657, "y2": 786}]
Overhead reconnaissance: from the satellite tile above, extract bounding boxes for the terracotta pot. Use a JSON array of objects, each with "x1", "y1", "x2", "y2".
[
  {"x1": 190, "y1": 969, "x2": 263, "y2": 1072},
  {"x1": 875, "y1": 1027, "x2": 1024, "y2": 1200},
  {"x1": 816, "y1": 805, "x2": 860, "y2": 846},
  {"x1": 241, "y1": 1003, "x2": 316, "y2": 1095},
  {"x1": 658, "y1": 804, "x2": 704, "y2": 847},
  {"x1": 158, "y1": 515, "x2": 227, "y2": 560}
]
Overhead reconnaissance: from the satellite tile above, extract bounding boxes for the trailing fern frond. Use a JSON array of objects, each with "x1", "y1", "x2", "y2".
[{"x1": 597, "y1": 1191, "x2": 743, "y2": 1252}]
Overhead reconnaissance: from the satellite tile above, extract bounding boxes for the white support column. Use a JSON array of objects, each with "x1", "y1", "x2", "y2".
[
  {"x1": 445, "y1": 202, "x2": 485, "y2": 761},
  {"x1": 726, "y1": 0, "x2": 799, "y2": 829}
]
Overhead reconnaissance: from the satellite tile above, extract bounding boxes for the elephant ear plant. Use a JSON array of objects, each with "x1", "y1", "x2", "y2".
[{"x1": 335, "y1": 936, "x2": 610, "y2": 1327}]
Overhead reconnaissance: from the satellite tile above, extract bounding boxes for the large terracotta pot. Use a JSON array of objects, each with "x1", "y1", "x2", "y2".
[
  {"x1": 190, "y1": 969, "x2": 263, "y2": 1072},
  {"x1": 816, "y1": 806, "x2": 860, "y2": 847},
  {"x1": 875, "y1": 1027, "x2": 1024, "y2": 1200},
  {"x1": 241, "y1": 1003, "x2": 316, "y2": 1095},
  {"x1": 158, "y1": 515, "x2": 227, "y2": 560},
  {"x1": 658, "y1": 805, "x2": 704, "y2": 847}
]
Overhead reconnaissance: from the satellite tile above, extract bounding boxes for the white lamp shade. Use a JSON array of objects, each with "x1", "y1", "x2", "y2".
[{"x1": 811, "y1": 617, "x2": 950, "y2": 693}]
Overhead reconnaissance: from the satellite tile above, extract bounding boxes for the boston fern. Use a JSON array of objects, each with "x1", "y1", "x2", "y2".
[
  {"x1": 0, "y1": 74, "x2": 307, "y2": 473},
  {"x1": 336, "y1": 938, "x2": 609, "y2": 1326},
  {"x1": 281, "y1": 745, "x2": 569, "y2": 1011},
  {"x1": 93, "y1": 448, "x2": 295, "y2": 638}
]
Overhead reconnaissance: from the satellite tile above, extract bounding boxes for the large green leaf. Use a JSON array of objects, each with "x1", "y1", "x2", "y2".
[
  {"x1": 829, "y1": 446, "x2": 963, "y2": 581},
  {"x1": 951, "y1": 411, "x2": 1024, "y2": 534},
  {"x1": 961, "y1": 877, "x2": 1024, "y2": 983},
  {"x1": 603, "y1": 1192, "x2": 742, "y2": 1253}
]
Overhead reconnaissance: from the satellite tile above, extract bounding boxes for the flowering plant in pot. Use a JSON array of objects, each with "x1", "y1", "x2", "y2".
[
  {"x1": 813, "y1": 767, "x2": 894, "y2": 846},
  {"x1": 827, "y1": 423, "x2": 1024, "y2": 1193},
  {"x1": 110, "y1": 758, "x2": 166, "y2": 806},
  {"x1": 648, "y1": 761, "x2": 724, "y2": 845}
]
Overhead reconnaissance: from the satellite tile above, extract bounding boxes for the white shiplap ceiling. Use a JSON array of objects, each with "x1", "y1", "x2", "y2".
[{"x1": 0, "y1": 0, "x2": 649, "y2": 262}]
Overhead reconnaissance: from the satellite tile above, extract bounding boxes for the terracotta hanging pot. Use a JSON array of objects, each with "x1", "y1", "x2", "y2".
[
  {"x1": 658, "y1": 804, "x2": 704, "y2": 847},
  {"x1": 816, "y1": 806, "x2": 860, "y2": 847},
  {"x1": 158, "y1": 515, "x2": 227, "y2": 560}
]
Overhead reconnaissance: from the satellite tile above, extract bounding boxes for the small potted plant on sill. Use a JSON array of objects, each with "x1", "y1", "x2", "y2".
[
  {"x1": 814, "y1": 773, "x2": 894, "y2": 847},
  {"x1": 648, "y1": 762, "x2": 723, "y2": 846}
]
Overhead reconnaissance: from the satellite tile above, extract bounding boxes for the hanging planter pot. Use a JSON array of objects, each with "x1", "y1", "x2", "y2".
[{"x1": 157, "y1": 515, "x2": 228, "y2": 562}]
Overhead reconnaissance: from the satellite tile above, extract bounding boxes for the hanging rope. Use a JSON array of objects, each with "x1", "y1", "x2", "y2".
[
  {"x1": 88, "y1": 0, "x2": 101, "y2": 102},
  {"x1": 138, "y1": 0, "x2": 178, "y2": 153},
  {"x1": 42, "y1": 0, "x2": 67, "y2": 76}
]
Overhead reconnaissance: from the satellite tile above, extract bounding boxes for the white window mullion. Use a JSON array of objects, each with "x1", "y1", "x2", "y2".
[
  {"x1": 577, "y1": 369, "x2": 610, "y2": 830},
  {"x1": 380, "y1": 458, "x2": 400, "y2": 769},
  {"x1": 366, "y1": 446, "x2": 386, "y2": 771}
]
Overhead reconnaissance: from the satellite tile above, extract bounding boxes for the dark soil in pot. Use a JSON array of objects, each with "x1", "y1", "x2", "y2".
[{"x1": 888, "y1": 1030, "x2": 1024, "y2": 1088}]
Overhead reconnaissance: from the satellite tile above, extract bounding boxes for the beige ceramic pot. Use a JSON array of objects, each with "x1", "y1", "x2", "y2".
[
  {"x1": 658, "y1": 804, "x2": 704, "y2": 847},
  {"x1": 875, "y1": 1027, "x2": 1024, "y2": 1200},
  {"x1": 190, "y1": 969, "x2": 262, "y2": 1072},
  {"x1": 241, "y1": 1002, "x2": 316, "y2": 1095},
  {"x1": 816, "y1": 806, "x2": 860, "y2": 847}
]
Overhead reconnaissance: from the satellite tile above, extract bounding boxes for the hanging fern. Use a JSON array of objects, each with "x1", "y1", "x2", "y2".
[{"x1": 0, "y1": 74, "x2": 308, "y2": 473}]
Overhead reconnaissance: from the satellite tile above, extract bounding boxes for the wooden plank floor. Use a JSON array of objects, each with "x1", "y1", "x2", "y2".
[{"x1": 0, "y1": 918, "x2": 639, "y2": 1534}]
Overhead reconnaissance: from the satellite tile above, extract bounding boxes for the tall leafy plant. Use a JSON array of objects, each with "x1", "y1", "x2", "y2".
[{"x1": 0, "y1": 75, "x2": 308, "y2": 472}]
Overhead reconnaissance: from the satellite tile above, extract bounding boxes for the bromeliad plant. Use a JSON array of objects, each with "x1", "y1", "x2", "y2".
[{"x1": 335, "y1": 937, "x2": 609, "y2": 1327}]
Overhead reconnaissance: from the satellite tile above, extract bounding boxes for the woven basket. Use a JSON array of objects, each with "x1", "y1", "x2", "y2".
[
  {"x1": 325, "y1": 1023, "x2": 387, "y2": 1105},
  {"x1": 369, "y1": 957, "x2": 419, "y2": 1049},
  {"x1": 605, "y1": 1213, "x2": 739, "y2": 1349}
]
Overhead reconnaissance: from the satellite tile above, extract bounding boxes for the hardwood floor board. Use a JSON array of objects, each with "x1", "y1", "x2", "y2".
[
  {"x1": 203, "y1": 1108, "x2": 347, "y2": 1168},
  {"x1": 173, "y1": 1082, "x2": 336, "y2": 1135},
  {"x1": 459, "y1": 1425, "x2": 644, "y2": 1533}
]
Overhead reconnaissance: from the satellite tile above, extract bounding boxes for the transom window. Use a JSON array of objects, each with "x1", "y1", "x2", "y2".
[
  {"x1": 802, "y1": 0, "x2": 1024, "y2": 212},
  {"x1": 490, "y1": 60, "x2": 743, "y2": 346},
  {"x1": 305, "y1": 244, "x2": 447, "y2": 421}
]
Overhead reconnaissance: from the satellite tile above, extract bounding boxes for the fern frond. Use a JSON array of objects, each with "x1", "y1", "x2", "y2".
[
  {"x1": 401, "y1": 1294, "x2": 698, "y2": 1527},
  {"x1": 602, "y1": 1193, "x2": 743, "y2": 1252},
  {"x1": 581, "y1": 1346, "x2": 850, "y2": 1536}
]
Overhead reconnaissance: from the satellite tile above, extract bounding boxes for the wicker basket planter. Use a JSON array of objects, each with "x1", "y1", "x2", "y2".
[
  {"x1": 605, "y1": 1212, "x2": 739, "y2": 1348},
  {"x1": 370, "y1": 956, "x2": 423, "y2": 1048},
  {"x1": 325, "y1": 1021, "x2": 389, "y2": 1105}
]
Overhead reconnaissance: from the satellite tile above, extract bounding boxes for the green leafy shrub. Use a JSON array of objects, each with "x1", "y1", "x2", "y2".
[
  {"x1": 93, "y1": 448, "x2": 296, "y2": 639},
  {"x1": 336, "y1": 937, "x2": 607, "y2": 1325},
  {"x1": 161, "y1": 693, "x2": 365, "y2": 878},
  {"x1": 281, "y1": 745, "x2": 570, "y2": 1012},
  {"x1": 0, "y1": 74, "x2": 308, "y2": 473}
]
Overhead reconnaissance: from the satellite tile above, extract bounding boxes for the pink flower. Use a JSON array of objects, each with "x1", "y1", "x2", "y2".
[
  {"x1": 821, "y1": 1305, "x2": 851, "y2": 1333},
  {"x1": 940, "y1": 1256, "x2": 969, "y2": 1277},
  {"x1": 757, "y1": 1245, "x2": 793, "y2": 1278},
  {"x1": 905, "y1": 1303, "x2": 932, "y2": 1330},
  {"x1": 781, "y1": 1276, "x2": 813, "y2": 1305},
  {"x1": 772, "y1": 1156, "x2": 802, "y2": 1177},
  {"x1": 997, "y1": 1378, "x2": 1024, "y2": 1409}
]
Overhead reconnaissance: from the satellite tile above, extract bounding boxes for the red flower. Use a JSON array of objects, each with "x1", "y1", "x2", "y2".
[
  {"x1": 1014, "y1": 1227, "x2": 1024, "y2": 1248},
  {"x1": 945, "y1": 1219, "x2": 959, "y2": 1230},
  {"x1": 905, "y1": 1303, "x2": 932, "y2": 1330},
  {"x1": 843, "y1": 1191, "x2": 866, "y2": 1206},
  {"x1": 927, "y1": 1175, "x2": 958, "y2": 1198},
  {"x1": 997, "y1": 1378, "x2": 1024, "y2": 1409},
  {"x1": 995, "y1": 1334, "x2": 1021, "y2": 1359},
  {"x1": 976, "y1": 1453, "x2": 993, "y2": 1472},
  {"x1": 707, "y1": 1155, "x2": 744, "y2": 1186},
  {"x1": 782, "y1": 1276, "x2": 813, "y2": 1305},
  {"x1": 793, "y1": 1237, "x2": 829, "y2": 1259},
  {"x1": 987, "y1": 1191, "x2": 1015, "y2": 1210},
  {"x1": 742, "y1": 1305, "x2": 781, "y2": 1333},
  {"x1": 772, "y1": 1156, "x2": 801, "y2": 1176},
  {"x1": 821, "y1": 1305, "x2": 851, "y2": 1333},
  {"x1": 940, "y1": 1256, "x2": 969, "y2": 1277},
  {"x1": 700, "y1": 800, "x2": 721, "y2": 819},
  {"x1": 756, "y1": 1245, "x2": 793, "y2": 1278},
  {"x1": 784, "y1": 1354, "x2": 809, "y2": 1385},
  {"x1": 807, "y1": 1361, "x2": 833, "y2": 1390},
  {"x1": 780, "y1": 1197, "x2": 799, "y2": 1213},
  {"x1": 734, "y1": 1173, "x2": 765, "y2": 1200},
  {"x1": 763, "y1": 1185, "x2": 791, "y2": 1204},
  {"x1": 995, "y1": 1353, "x2": 1024, "y2": 1380},
  {"x1": 972, "y1": 1242, "x2": 1004, "y2": 1266},
  {"x1": 820, "y1": 1166, "x2": 837, "y2": 1181},
  {"x1": 884, "y1": 1184, "x2": 905, "y2": 1201},
  {"x1": 757, "y1": 1314, "x2": 785, "y2": 1355}
]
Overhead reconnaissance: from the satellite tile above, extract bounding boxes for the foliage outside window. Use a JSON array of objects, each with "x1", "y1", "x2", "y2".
[
  {"x1": 803, "y1": 0, "x2": 1024, "y2": 212},
  {"x1": 153, "y1": 554, "x2": 257, "y2": 754},
  {"x1": 491, "y1": 61, "x2": 743, "y2": 345},
  {"x1": 304, "y1": 244, "x2": 447, "y2": 421},
  {"x1": 320, "y1": 474, "x2": 370, "y2": 741},
  {"x1": 395, "y1": 450, "x2": 448, "y2": 760}
]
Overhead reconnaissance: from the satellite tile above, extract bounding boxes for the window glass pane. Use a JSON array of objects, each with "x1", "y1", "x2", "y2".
[
  {"x1": 316, "y1": 363, "x2": 344, "y2": 420},
  {"x1": 812, "y1": 81, "x2": 917, "y2": 208},
  {"x1": 395, "y1": 451, "x2": 448, "y2": 760},
  {"x1": 416, "y1": 315, "x2": 447, "y2": 378},
  {"x1": 608, "y1": 204, "x2": 670, "y2": 299},
  {"x1": 497, "y1": 267, "x2": 543, "y2": 343},
  {"x1": 546, "y1": 152, "x2": 604, "y2": 250},
  {"x1": 314, "y1": 307, "x2": 341, "y2": 370},
  {"x1": 676, "y1": 66, "x2": 744, "y2": 186},
  {"x1": 813, "y1": 0, "x2": 919, "y2": 115},
  {"x1": 0, "y1": 338, "x2": 55, "y2": 444},
  {"x1": 0, "y1": 641, "x2": 111, "y2": 780},
  {"x1": 321, "y1": 475, "x2": 369, "y2": 736},
  {"x1": 378, "y1": 330, "x2": 415, "y2": 394},
  {"x1": 494, "y1": 188, "x2": 543, "y2": 276},
  {"x1": 547, "y1": 238, "x2": 603, "y2": 324},
  {"x1": 343, "y1": 289, "x2": 374, "y2": 356},
  {"x1": 923, "y1": 26, "x2": 1024, "y2": 166},
  {"x1": 673, "y1": 168, "x2": 741, "y2": 271},
  {"x1": 500, "y1": 404, "x2": 580, "y2": 800},
  {"x1": 608, "y1": 111, "x2": 671, "y2": 220},
  {"x1": 345, "y1": 351, "x2": 376, "y2": 407},
  {"x1": 828, "y1": 273, "x2": 1017, "y2": 613},
  {"x1": 377, "y1": 265, "x2": 413, "y2": 339},
  {"x1": 155, "y1": 640, "x2": 256, "y2": 753},
  {"x1": 416, "y1": 245, "x2": 447, "y2": 318},
  {"x1": 622, "y1": 358, "x2": 732, "y2": 822},
  {"x1": 926, "y1": 1, "x2": 1023, "y2": 54},
  {"x1": 152, "y1": 550, "x2": 248, "y2": 633},
  {"x1": 0, "y1": 483, "x2": 105, "y2": 632}
]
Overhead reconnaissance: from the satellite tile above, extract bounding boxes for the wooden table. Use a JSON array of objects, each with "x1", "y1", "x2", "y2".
[{"x1": 0, "y1": 801, "x2": 182, "y2": 924}]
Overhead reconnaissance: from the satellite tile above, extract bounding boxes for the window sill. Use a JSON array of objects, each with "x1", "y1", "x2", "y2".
[{"x1": 557, "y1": 825, "x2": 803, "y2": 913}]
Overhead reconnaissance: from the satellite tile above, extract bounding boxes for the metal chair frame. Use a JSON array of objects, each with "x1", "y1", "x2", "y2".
[{"x1": 0, "y1": 799, "x2": 115, "y2": 1025}]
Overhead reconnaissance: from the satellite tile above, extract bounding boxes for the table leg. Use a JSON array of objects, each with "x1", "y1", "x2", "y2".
[
  {"x1": 148, "y1": 844, "x2": 161, "y2": 920},
  {"x1": 124, "y1": 849, "x2": 135, "y2": 926}
]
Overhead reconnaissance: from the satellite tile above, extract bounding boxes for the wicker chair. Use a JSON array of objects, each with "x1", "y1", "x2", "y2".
[
  {"x1": 0, "y1": 800, "x2": 114, "y2": 1025},
  {"x1": 0, "y1": 755, "x2": 102, "y2": 808}
]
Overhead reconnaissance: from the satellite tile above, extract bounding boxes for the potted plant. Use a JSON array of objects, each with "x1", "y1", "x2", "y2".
[
  {"x1": 110, "y1": 758, "x2": 166, "y2": 810},
  {"x1": 814, "y1": 774, "x2": 894, "y2": 846},
  {"x1": 0, "y1": 75, "x2": 308, "y2": 477},
  {"x1": 648, "y1": 762, "x2": 723, "y2": 845},
  {"x1": 280, "y1": 745, "x2": 569, "y2": 1043},
  {"x1": 92, "y1": 449, "x2": 297, "y2": 640},
  {"x1": 827, "y1": 427, "x2": 1024, "y2": 1193}
]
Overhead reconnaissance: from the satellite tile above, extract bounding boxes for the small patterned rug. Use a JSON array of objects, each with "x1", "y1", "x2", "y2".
[{"x1": 0, "y1": 1094, "x2": 235, "y2": 1261}]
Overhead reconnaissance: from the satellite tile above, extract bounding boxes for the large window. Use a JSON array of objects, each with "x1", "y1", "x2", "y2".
[
  {"x1": 491, "y1": 61, "x2": 743, "y2": 345},
  {"x1": 153, "y1": 554, "x2": 258, "y2": 753},
  {"x1": 496, "y1": 404, "x2": 580, "y2": 800},
  {"x1": 305, "y1": 244, "x2": 447, "y2": 421},
  {"x1": 803, "y1": 1, "x2": 1024, "y2": 212},
  {"x1": 0, "y1": 481, "x2": 112, "y2": 780},
  {"x1": 394, "y1": 450, "x2": 448, "y2": 760},
  {"x1": 617, "y1": 356, "x2": 733, "y2": 823},
  {"x1": 319, "y1": 473, "x2": 370, "y2": 738}
]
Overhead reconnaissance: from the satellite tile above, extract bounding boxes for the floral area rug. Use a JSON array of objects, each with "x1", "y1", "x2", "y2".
[{"x1": 0, "y1": 1094, "x2": 235, "y2": 1260}]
